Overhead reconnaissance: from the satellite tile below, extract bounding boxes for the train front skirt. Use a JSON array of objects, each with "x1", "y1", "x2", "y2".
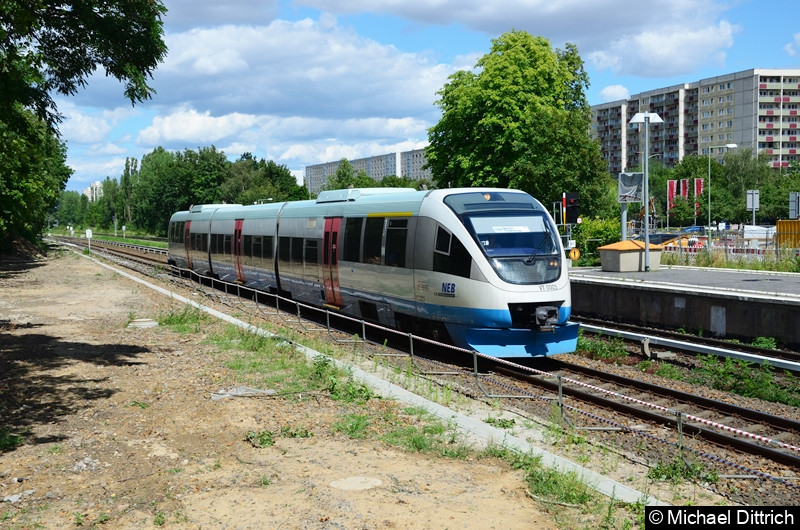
[{"x1": 447, "y1": 322, "x2": 580, "y2": 358}]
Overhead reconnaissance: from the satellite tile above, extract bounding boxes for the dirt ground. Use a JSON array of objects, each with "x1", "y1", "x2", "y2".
[{"x1": 0, "y1": 248, "x2": 557, "y2": 529}]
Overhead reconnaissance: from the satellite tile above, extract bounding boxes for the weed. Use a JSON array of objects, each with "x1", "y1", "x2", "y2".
[
  {"x1": 258, "y1": 475, "x2": 272, "y2": 486},
  {"x1": 157, "y1": 306, "x2": 208, "y2": 332},
  {"x1": 153, "y1": 510, "x2": 166, "y2": 527},
  {"x1": 73, "y1": 512, "x2": 86, "y2": 526},
  {"x1": 333, "y1": 414, "x2": 370, "y2": 439},
  {"x1": 280, "y1": 425, "x2": 313, "y2": 438},
  {"x1": 654, "y1": 362, "x2": 684, "y2": 380},
  {"x1": 126, "y1": 401, "x2": 149, "y2": 409},
  {"x1": 690, "y1": 355, "x2": 800, "y2": 406},
  {"x1": 751, "y1": 336, "x2": 777, "y2": 349},
  {"x1": 648, "y1": 455, "x2": 718, "y2": 484},
  {"x1": 485, "y1": 416, "x2": 516, "y2": 429},
  {"x1": 577, "y1": 331, "x2": 628, "y2": 363},
  {"x1": 0, "y1": 426, "x2": 25, "y2": 451},
  {"x1": 246, "y1": 430, "x2": 275, "y2": 448},
  {"x1": 328, "y1": 378, "x2": 373, "y2": 403}
]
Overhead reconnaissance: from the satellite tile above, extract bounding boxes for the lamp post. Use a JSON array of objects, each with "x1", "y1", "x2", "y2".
[
  {"x1": 707, "y1": 143, "x2": 737, "y2": 246},
  {"x1": 629, "y1": 112, "x2": 663, "y2": 272}
]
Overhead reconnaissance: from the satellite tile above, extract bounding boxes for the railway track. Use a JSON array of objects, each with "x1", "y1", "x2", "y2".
[{"x1": 52, "y1": 237, "x2": 800, "y2": 504}]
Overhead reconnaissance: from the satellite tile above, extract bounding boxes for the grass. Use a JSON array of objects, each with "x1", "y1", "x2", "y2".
[
  {"x1": 647, "y1": 455, "x2": 718, "y2": 485},
  {"x1": 689, "y1": 355, "x2": 800, "y2": 406},
  {"x1": 576, "y1": 330, "x2": 630, "y2": 363},
  {"x1": 661, "y1": 247, "x2": 800, "y2": 273}
]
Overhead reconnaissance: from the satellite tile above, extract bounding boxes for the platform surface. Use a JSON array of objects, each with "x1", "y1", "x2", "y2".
[{"x1": 569, "y1": 265, "x2": 800, "y2": 300}]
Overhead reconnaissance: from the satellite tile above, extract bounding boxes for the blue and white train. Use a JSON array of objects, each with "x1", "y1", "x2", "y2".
[{"x1": 167, "y1": 187, "x2": 578, "y2": 358}]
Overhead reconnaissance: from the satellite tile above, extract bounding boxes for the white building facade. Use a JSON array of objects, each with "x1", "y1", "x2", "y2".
[{"x1": 592, "y1": 68, "x2": 800, "y2": 174}]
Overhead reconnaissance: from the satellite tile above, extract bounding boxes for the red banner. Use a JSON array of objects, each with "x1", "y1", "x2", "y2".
[
  {"x1": 667, "y1": 180, "x2": 677, "y2": 211},
  {"x1": 680, "y1": 179, "x2": 689, "y2": 199},
  {"x1": 694, "y1": 178, "x2": 704, "y2": 216}
]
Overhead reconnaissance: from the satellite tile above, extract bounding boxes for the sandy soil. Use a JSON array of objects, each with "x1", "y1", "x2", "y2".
[{"x1": 0, "y1": 249, "x2": 557, "y2": 529}]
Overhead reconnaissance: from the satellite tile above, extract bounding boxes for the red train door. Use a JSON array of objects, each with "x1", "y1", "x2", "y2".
[
  {"x1": 323, "y1": 217, "x2": 343, "y2": 307},
  {"x1": 233, "y1": 219, "x2": 245, "y2": 283},
  {"x1": 184, "y1": 221, "x2": 192, "y2": 269}
]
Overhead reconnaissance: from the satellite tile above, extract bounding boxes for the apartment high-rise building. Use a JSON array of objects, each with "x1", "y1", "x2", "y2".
[
  {"x1": 592, "y1": 68, "x2": 800, "y2": 175},
  {"x1": 305, "y1": 148, "x2": 432, "y2": 194}
]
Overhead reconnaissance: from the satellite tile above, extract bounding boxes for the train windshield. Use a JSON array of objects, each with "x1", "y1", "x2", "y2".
[{"x1": 444, "y1": 192, "x2": 561, "y2": 285}]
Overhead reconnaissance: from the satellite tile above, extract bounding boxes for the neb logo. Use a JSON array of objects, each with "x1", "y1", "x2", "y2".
[{"x1": 441, "y1": 282, "x2": 456, "y2": 294}]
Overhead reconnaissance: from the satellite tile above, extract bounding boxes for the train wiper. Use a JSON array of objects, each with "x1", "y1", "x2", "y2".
[{"x1": 525, "y1": 236, "x2": 553, "y2": 264}]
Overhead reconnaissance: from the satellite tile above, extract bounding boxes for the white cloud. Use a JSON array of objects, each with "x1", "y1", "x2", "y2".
[
  {"x1": 137, "y1": 107, "x2": 261, "y2": 145},
  {"x1": 598, "y1": 85, "x2": 630, "y2": 103},
  {"x1": 785, "y1": 32, "x2": 800, "y2": 56},
  {"x1": 588, "y1": 20, "x2": 738, "y2": 78}
]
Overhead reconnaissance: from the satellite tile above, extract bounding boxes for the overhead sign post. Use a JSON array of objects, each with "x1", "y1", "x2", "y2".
[
  {"x1": 618, "y1": 172, "x2": 644, "y2": 241},
  {"x1": 746, "y1": 189, "x2": 760, "y2": 226}
]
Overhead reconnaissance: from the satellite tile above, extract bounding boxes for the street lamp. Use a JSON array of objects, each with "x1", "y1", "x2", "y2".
[
  {"x1": 707, "y1": 143, "x2": 738, "y2": 244},
  {"x1": 629, "y1": 111, "x2": 663, "y2": 272}
]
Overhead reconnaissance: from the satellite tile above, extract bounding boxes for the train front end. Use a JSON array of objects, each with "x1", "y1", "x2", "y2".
[{"x1": 421, "y1": 189, "x2": 579, "y2": 358}]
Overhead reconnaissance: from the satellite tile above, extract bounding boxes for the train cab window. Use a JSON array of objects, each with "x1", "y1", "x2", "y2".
[
  {"x1": 362, "y1": 218, "x2": 383, "y2": 265},
  {"x1": 433, "y1": 226, "x2": 471, "y2": 278},
  {"x1": 169, "y1": 222, "x2": 185, "y2": 243},
  {"x1": 385, "y1": 219, "x2": 407, "y2": 267},
  {"x1": 343, "y1": 218, "x2": 363, "y2": 262}
]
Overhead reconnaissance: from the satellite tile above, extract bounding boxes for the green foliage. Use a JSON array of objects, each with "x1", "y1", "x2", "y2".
[
  {"x1": 0, "y1": 112, "x2": 71, "y2": 249},
  {"x1": 54, "y1": 148, "x2": 309, "y2": 235},
  {"x1": 690, "y1": 355, "x2": 800, "y2": 406},
  {"x1": 426, "y1": 30, "x2": 615, "y2": 218},
  {"x1": 648, "y1": 456, "x2": 718, "y2": 485},
  {"x1": 751, "y1": 336, "x2": 777, "y2": 349},
  {"x1": 576, "y1": 331, "x2": 628, "y2": 362},
  {"x1": 1, "y1": 1, "x2": 167, "y2": 243},
  {"x1": 570, "y1": 217, "x2": 621, "y2": 265},
  {"x1": 246, "y1": 430, "x2": 276, "y2": 448},
  {"x1": 328, "y1": 377, "x2": 374, "y2": 403},
  {"x1": 333, "y1": 414, "x2": 370, "y2": 438},
  {"x1": 1, "y1": 1, "x2": 167, "y2": 132},
  {"x1": 320, "y1": 159, "x2": 379, "y2": 191},
  {"x1": 0, "y1": 425, "x2": 25, "y2": 452}
]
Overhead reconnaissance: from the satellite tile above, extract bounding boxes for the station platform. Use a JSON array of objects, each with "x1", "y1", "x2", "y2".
[{"x1": 568, "y1": 265, "x2": 800, "y2": 349}]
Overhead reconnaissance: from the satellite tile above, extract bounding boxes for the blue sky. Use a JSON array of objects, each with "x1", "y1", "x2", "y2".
[{"x1": 59, "y1": 0, "x2": 800, "y2": 192}]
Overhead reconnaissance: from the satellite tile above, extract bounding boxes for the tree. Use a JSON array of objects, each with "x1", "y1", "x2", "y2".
[
  {"x1": 0, "y1": 110, "x2": 71, "y2": 248},
  {"x1": 1, "y1": 0, "x2": 168, "y2": 134},
  {"x1": 320, "y1": 159, "x2": 378, "y2": 191},
  {"x1": 426, "y1": 30, "x2": 615, "y2": 217},
  {"x1": 1, "y1": 1, "x2": 168, "y2": 245}
]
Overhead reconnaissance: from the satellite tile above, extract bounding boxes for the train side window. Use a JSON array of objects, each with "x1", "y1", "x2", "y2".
[
  {"x1": 252, "y1": 236, "x2": 262, "y2": 266},
  {"x1": 223, "y1": 234, "x2": 232, "y2": 256},
  {"x1": 343, "y1": 218, "x2": 363, "y2": 262},
  {"x1": 304, "y1": 239, "x2": 319, "y2": 265},
  {"x1": 385, "y1": 219, "x2": 407, "y2": 267},
  {"x1": 263, "y1": 235, "x2": 274, "y2": 260},
  {"x1": 243, "y1": 235, "x2": 253, "y2": 262},
  {"x1": 278, "y1": 236, "x2": 291, "y2": 271},
  {"x1": 363, "y1": 218, "x2": 383, "y2": 265},
  {"x1": 291, "y1": 237, "x2": 304, "y2": 273},
  {"x1": 434, "y1": 226, "x2": 472, "y2": 278}
]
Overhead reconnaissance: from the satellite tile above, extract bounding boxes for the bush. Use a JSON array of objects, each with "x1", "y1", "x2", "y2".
[{"x1": 571, "y1": 217, "x2": 621, "y2": 266}]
